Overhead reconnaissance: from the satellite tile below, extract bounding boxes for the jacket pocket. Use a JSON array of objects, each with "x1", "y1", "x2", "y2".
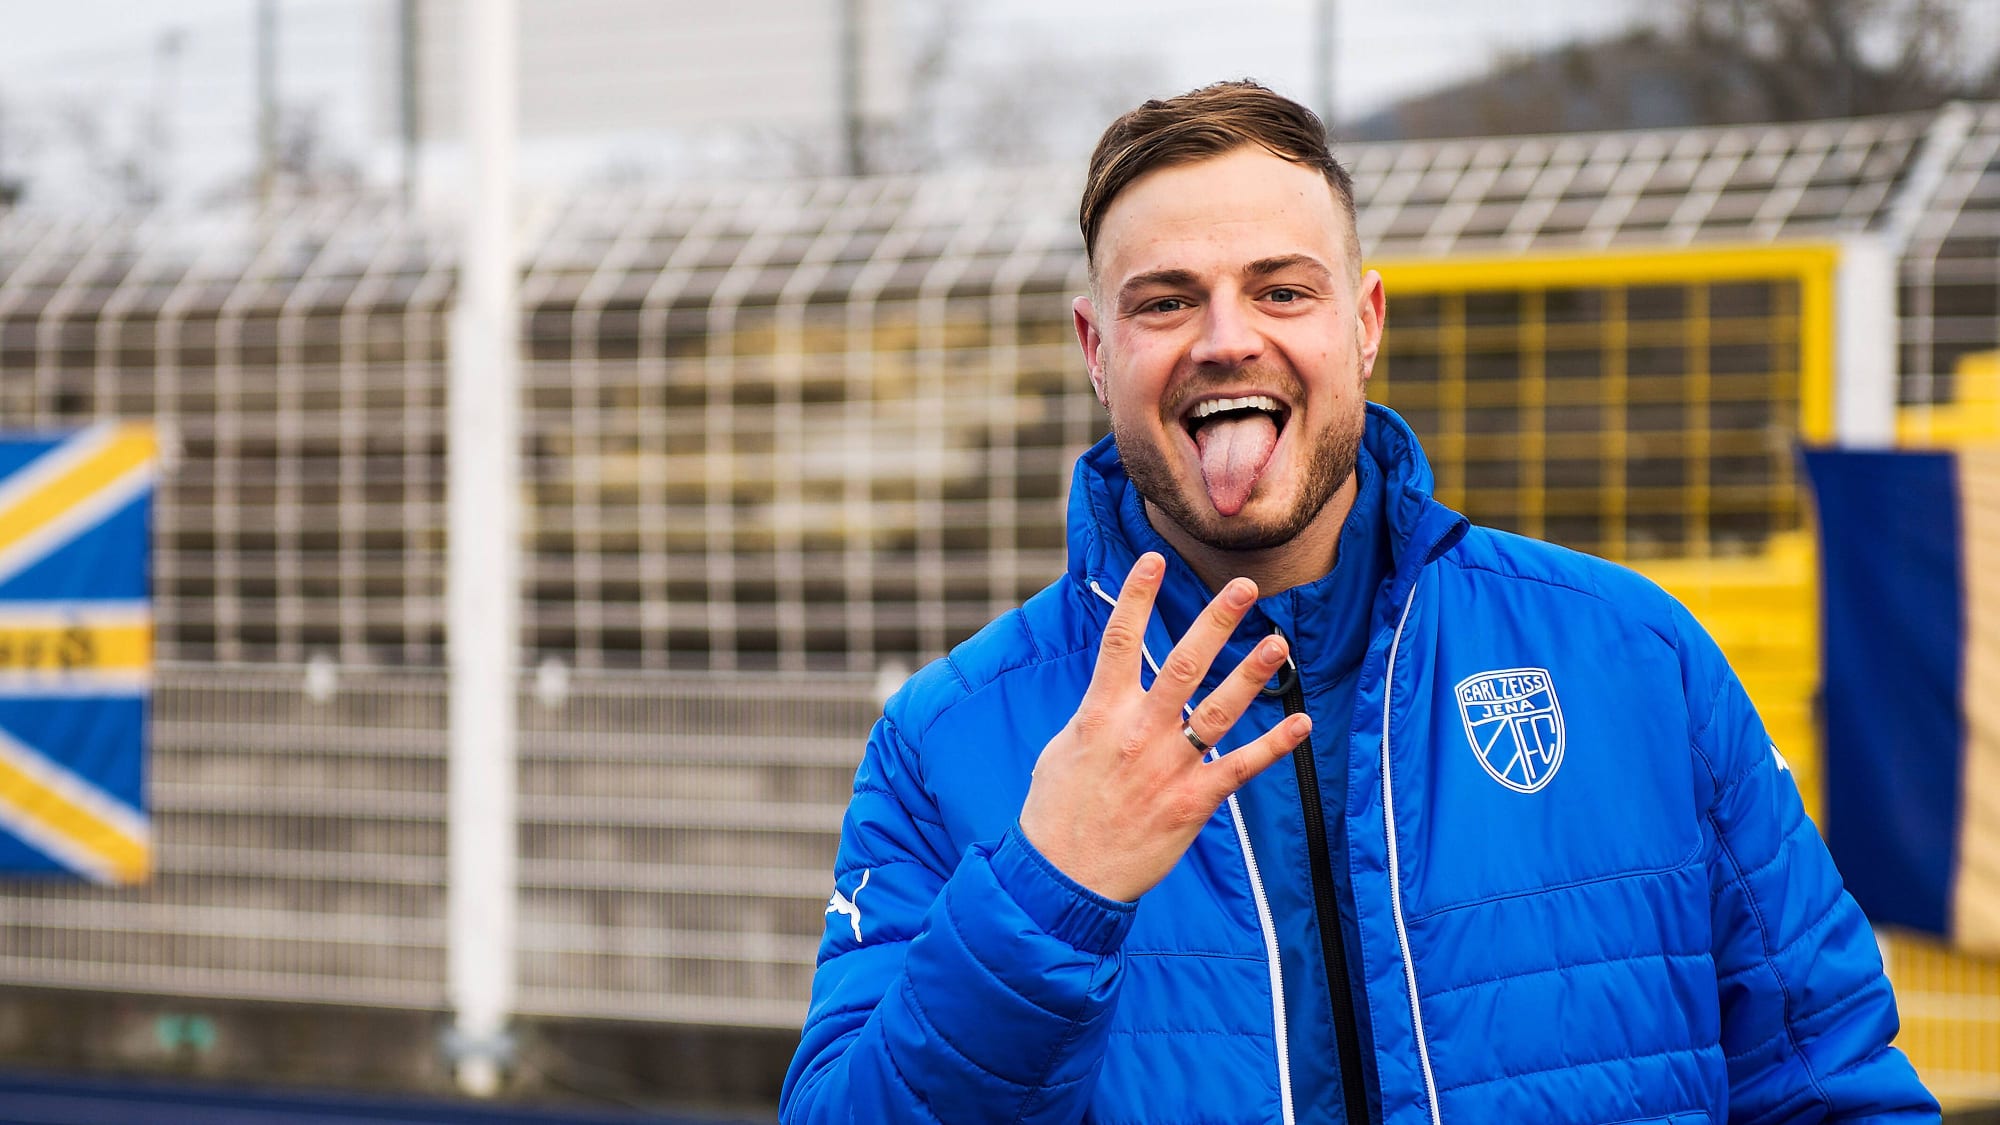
[{"x1": 1600, "y1": 1114, "x2": 1709, "y2": 1125}]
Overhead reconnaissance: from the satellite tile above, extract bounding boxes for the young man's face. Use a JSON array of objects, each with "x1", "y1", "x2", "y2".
[{"x1": 1074, "y1": 146, "x2": 1384, "y2": 553}]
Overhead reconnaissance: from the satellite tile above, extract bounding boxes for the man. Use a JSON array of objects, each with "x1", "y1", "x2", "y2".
[{"x1": 779, "y1": 82, "x2": 1937, "y2": 1124}]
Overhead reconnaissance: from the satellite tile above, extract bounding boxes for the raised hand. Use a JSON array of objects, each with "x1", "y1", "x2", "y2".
[{"x1": 1018, "y1": 552, "x2": 1309, "y2": 902}]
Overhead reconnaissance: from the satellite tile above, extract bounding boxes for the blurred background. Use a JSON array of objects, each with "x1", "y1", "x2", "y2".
[{"x1": 0, "y1": 0, "x2": 1998, "y2": 1121}]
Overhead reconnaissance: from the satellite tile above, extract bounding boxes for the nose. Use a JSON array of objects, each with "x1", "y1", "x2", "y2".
[{"x1": 1190, "y1": 292, "x2": 1263, "y2": 369}]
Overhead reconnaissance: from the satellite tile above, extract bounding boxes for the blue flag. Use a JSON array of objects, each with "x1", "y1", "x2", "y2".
[
  {"x1": 1804, "y1": 446, "x2": 2000, "y2": 954},
  {"x1": 0, "y1": 425, "x2": 155, "y2": 884}
]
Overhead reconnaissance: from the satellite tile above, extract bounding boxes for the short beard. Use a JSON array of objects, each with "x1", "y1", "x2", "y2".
[{"x1": 1113, "y1": 404, "x2": 1362, "y2": 553}]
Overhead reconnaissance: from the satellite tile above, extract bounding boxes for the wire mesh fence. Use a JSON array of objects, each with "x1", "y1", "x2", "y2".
[
  {"x1": 0, "y1": 663, "x2": 448, "y2": 1009},
  {"x1": 0, "y1": 662, "x2": 866, "y2": 1031},
  {"x1": 1901, "y1": 103, "x2": 2000, "y2": 414},
  {"x1": 0, "y1": 101, "x2": 1997, "y2": 1100},
  {"x1": 2, "y1": 105, "x2": 1995, "y2": 674},
  {"x1": 513, "y1": 668, "x2": 873, "y2": 1027}
]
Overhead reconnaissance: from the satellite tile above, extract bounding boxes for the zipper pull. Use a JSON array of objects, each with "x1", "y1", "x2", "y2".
[{"x1": 1260, "y1": 629, "x2": 1299, "y2": 698}]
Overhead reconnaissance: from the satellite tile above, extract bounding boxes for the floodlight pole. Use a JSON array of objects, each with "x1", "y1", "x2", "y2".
[
  {"x1": 1313, "y1": 0, "x2": 1337, "y2": 130},
  {"x1": 399, "y1": 0, "x2": 421, "y2": 203},
  {"x1": 446, "y1": 0, "x2": 520, "y2": 1098},
  {"x1": 255, "y1": 0, "x2": 277, "y2": 209},
  {"x1": 839, "y1": 0, "x2": 866, "y2": 175}
]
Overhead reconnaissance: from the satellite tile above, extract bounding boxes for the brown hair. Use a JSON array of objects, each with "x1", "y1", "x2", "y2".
[{"x1": 1079, "y1": 80, "x2": 1356, "y2": 272}]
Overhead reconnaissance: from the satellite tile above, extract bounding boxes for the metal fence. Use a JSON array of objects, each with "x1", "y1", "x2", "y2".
[
  {"x1": 1, "y1": 105, "x2": 1995, "y2": 674},
  {"x1": 0, "y1": 102, "x2": 1997, "y2": 1101},
  {"x1": 512, "y1": 667, "x2": 870, "y2": 1027},
  {"x1": 0, "y1": 662, "x2": 865, "y2": 1031},
  {"x1": 2, "y1": 664, "x2": 450, "y2": 1009},
  {"x1": 1900, "y1": 103, "x2": 2000, "y2": 412}
]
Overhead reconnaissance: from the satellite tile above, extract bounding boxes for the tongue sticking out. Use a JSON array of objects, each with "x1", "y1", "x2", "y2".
[{"x1": 1192, "y1": 413, "x2": 1279, "y2": 517}]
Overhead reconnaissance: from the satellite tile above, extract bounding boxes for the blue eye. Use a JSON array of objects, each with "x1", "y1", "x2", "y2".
[
  {"x1": 1149, "y1": 298, "x2": 1188, "y2": 313},
  {"x1": 1268, "y1": 288, "x2": 1299, "y2": 303}
]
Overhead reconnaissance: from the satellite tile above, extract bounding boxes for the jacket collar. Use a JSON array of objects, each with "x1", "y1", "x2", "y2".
[{"x1": 1065, "y1": 403, "x2": 1469, "y2": 637}]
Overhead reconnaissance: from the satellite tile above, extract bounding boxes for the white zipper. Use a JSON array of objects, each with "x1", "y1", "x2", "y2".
[
  {"x1": 1382, "y1": 582, "x2": 1441, "y2": 1125},
  {"x1": 1089, "y1": 579, "x2": 1295, "y2": 1125},
  {"x1": 1222, "y1": 787, "x2": 1294, "y2": 1125}
]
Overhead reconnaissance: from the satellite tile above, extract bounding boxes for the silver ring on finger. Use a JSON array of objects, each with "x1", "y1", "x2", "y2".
[{"x1": 1181, "y1": 721, "x2": 1214, "y2": 755}]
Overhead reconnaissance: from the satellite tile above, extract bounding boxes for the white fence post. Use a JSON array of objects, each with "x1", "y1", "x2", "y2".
[
  {"x1": 446, "y1": 0, "x2": 520, "y2": 1098},
  {"x1": 1834, "y1": 234, "x2": 1899, "y2": 448}
]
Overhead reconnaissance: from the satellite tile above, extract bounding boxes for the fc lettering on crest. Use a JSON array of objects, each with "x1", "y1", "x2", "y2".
[{"x1": 1455, "y1": 667, "x2": 1565, "y2": 794}]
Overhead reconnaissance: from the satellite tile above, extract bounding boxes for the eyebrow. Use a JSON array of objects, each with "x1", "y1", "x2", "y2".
[
  {"x1": 1244, "y1": 254, "x2": 1334, "y2": 284},
  {"x1": 1116, "y1": 268, "x2": 1199, "y2": 306}
]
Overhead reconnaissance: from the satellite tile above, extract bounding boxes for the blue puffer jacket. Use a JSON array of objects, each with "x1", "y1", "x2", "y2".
[{"x1": 781, "y1": 406, "x2": 1937, "y2": 1125}]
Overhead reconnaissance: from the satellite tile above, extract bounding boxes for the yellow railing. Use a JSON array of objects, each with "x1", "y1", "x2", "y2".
[
  {"x1": 1374, "y1": 245, "x2": 1837, "y2": 562},
  {"x1": 1902, "y1": 351, "x2": 2000, "y2": 447}
]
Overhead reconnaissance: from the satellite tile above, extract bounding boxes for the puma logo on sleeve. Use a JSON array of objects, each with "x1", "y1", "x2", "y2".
[{"x1": 827, "y1": 869, "x2": 871, "y2": 943}]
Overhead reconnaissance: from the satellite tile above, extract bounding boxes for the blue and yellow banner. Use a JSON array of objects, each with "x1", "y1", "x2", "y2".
[
  {"x1": 0, "y1": 424, "x2": 154, "y2": 884},
  {"x1": 1805, "y1": 446, "x2": 2000, "y2": 955}
]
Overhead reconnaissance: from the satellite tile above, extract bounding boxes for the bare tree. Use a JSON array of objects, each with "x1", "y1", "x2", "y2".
[
  {"x1": 718, "y1": 1, "x2": 1163, "y2": 178},
  {"x1": 864, "y1": 0, "x2": 967, "y2": 172},
  {"x1": 1357, "y1": 0, "x2": 1998, "y2": 140},
  {"x1": 194, "y1": 100, "x2": 362, "y2": 208},
  {"x1": 1677, "y1": 0, "x2": 1979, "y2": 121},
  {"x1": 49, "y1": 96, "x2": 160, "y2": 208},
  {"x1": 0, "y1": 96, "x2": 23, "y2": 208},
  {"x1": 890, "y1": 10, "x2": 1164, "y2": 173},
  {"x1": 933, "y1": 50, "x2": 1164, "y2": 169},
  {"x1": 273, "y1": 104, "x2": 361, "y2": 194}
]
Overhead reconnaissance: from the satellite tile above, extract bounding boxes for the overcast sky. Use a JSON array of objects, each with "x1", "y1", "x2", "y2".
[
  {"x1": 5, "y1": 0, "x2": 1981, "y2": 208},
  {"x1": 1, "y1": 0, "x2": 1654, "y2": 116}
]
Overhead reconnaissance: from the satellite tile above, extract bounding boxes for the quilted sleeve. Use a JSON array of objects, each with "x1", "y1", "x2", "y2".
[
  {"x1": 1690, "y1": 629, "x2": 1940, "y2": 1123},
  {"x1": 778, "y1": 712, "x2": 1136, "y2": 1125}
]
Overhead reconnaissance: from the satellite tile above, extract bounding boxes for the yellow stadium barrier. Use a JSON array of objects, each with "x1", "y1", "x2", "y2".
[{"x1": 1902, "y1": 351, "x2": 2000, "y2": 447}]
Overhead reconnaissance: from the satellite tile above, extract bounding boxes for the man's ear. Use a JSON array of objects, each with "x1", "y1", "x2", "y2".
[
  {"x1": 1355, "y1": 269, "x2": 1385, "y2": 386},
  {"x1": 1073, "y1": 294, "x2": 1109, "y2": 406}
]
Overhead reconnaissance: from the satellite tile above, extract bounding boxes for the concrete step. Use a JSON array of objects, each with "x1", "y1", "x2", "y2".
[
  {"x1": 156, "y1": 809, "x2": 444, "y2": 856},
  {"x1": 520, "y1": 885, "x2": 829, "y2": 939},
  {"x1": 155, "y1": 751, "x2": 859, "y2": 808},
  {"x1": 519, "y1": 946, "x2": 816, "y2": 1007},
  {"x1": 519, "y1": 759, "x2": 858, "y2": 805},
  {"x1": 0, "y1": 898, "x2": 444, "y2": 985},
  {"x1": 156, "y1": 809, "x2": 840, "y2": 871},
  {"x1": 521, "y1": 823, "x2": 839, "y2": 871},
  {"x1": 154, "y1": 749, "x2": 446, "y2": 794}
]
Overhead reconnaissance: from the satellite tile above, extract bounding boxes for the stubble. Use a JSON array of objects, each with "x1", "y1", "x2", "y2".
[{"x1": 1109, "y1": 367, "x2": 1364, "y2": 553}]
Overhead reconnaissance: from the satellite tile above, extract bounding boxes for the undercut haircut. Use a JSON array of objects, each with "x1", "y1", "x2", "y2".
[{"x1": 1079, "y1": 80, "x2": 1357, "y2": 276}]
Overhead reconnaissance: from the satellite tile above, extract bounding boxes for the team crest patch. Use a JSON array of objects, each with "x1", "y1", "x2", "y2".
[{"x1": 1455, "y1": 667, "x2": 1565, "y2": 794}]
